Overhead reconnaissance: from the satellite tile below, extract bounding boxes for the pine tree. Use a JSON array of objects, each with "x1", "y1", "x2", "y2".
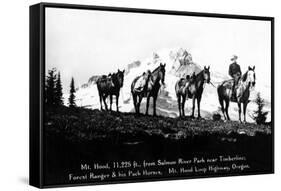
[
  {"x1": 55, "y1": 72, "x2": 63, "y2": 106},
  {"x1": 252, "y1": 92, "x2": 268, "y2": 125},
  {"x1": 46, "y1": 68, "x2": 56, "y2": 105},
  {"x1": 68, "y1": 77, "x2": 76, "y2": 108}
]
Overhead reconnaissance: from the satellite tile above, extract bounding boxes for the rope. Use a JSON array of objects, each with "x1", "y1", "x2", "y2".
[{"x1": 209, "y1": 81, "x2": 217, "y2": 88}]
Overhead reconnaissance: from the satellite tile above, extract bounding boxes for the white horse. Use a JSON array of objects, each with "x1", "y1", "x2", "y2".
[{"x1": 217, "y1": 66, "x2": 256, "y2": 122}]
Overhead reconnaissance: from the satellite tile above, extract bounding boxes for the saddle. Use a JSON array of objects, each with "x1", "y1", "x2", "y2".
[
  {"x1": 98, "y1": 75, "x2": 115, "y2": 87},
  {"x1": 178, "y1": 74, "x2": 195, "y2": 96},
  {"x1": 134, "y1": 72, "x2": 152, "y2": 93},
  {"x1": 178, "y1": 78, "x2": 187, "y2": 87}
]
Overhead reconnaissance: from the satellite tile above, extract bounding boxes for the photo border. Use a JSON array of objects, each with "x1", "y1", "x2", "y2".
[{"x1": 30, "y1": 2, "x2": 274, "y2": 188}]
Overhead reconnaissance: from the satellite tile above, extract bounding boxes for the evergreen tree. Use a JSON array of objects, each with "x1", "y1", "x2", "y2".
[
  {"x1": 46, "y1": 68, "x2": 56, "y2": 105},
  {"x1": 252, "y1": 92, "x2": 268, "y2": 125},
  {"x1": 54, "y1": 72, "x2": 63, "y2": 106},
  {"x1": 68, "y1": 77, "x2": 76, "y2": 108}
]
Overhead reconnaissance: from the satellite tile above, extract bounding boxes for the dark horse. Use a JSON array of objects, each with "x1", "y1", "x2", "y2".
[
  {"x1": 217, "y1": 66, "x2": 256, "y2": 122},
  {"x1": 131, "y1": 63, "x2": 166, "y2": 116},
  {"x1": 96, "y1": 69, "x2": 125, "y2": 112},
  {"x1": 175, "y1": 66, "x2": 211, "y2": 118},
  {"x1": 175, "y1": 72, "x2": 196, "y2": 117}
]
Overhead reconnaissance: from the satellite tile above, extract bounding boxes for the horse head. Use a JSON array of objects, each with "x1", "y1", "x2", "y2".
[
  {"x1": 159, "y1": 63, "x2": 166, "y2": 86},
  {"x1": 246, "y1": 66, "x2": 256, "y2": 88},
  {"x1": 203, "y1": 66, "x2": 211, "y2": 83},
  {"x1": 115, "y1": 69, "x2": 125, "y2": 87}
]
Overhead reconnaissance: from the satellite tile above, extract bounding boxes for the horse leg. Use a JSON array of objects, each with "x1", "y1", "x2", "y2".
[
  {"x1": 109, "y1": 95, "x2": 112, "y2": 111},
  {"x1": 138, "y1": 95, "x2": 143, "y2": 114},
  {"x1": 177, "y1": 95, "x2": 182, "y2": 117},
  {"x1": 132, "y1": 94, "x2": 137, "y2": 113},
  {"x1": 136, "y1": 95, "x2": 140, "y2": 114},
  {"x1": 191, "y1": 96, "x2": 196, "y2": 118},
  {"x1": 146, "y1": 95, "x2": 150, "y2": 115},
  {"x1": 237, "y1": 102, "x2": 242, "y2": 123},
  {"x1": 181, "y1": 95, "x2": 186, "y2": 117},
  {"x1": 225, "y1": 100, "x2": 230, "y2": 121},
  {"x1": 116, "y1": 93, "x2": 119, "y2": 112},
  {"x1": 197, "y1": 96, "x2": 202, "y2": 119},
  {"x1": 153, "y1": 96, "x2": 157, "y2": 116},
  {"x1": 102, "y1": 95, "x2": 108, "y2": 111},
  {"x1": 219, "y1": 97, "x2": 226, "y2": 120},
  {"x1": 243, "y1": 102, "x2": 248, "y2": 123},
  {"x1": 99, "y1": 92, "x2": 103, "y2": 110}
]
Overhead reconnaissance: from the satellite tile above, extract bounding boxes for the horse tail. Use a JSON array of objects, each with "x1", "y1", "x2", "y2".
[
  {"x1": 96, "y1": 78, "x2": 101, "y2": 92},
  {"x1": 217, "y1": 84, "x2": 222, "y2": 100},
  {"x1": 131, "y1": 77, "x2": 137, "y2": 94},
  {"x1": 175, "y1": 80, "x2": 179, "y2": 95},
  {"x1": 217, "y1": 83, "x2": 225, "y2": 110}
]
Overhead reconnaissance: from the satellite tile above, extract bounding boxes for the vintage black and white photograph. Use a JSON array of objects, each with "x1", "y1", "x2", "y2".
[{"x1": 42, "y1": 5, "x2": 273, "y2": 187}]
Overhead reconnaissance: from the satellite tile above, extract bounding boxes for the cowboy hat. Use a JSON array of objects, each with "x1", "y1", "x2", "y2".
[{"x1": 231, "y1": 55, "x2": 238, "y2": 61}]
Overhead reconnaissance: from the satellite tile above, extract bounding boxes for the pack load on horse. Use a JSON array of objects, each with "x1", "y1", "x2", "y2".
[
  {"x1": 131, "y1": 63, "x2": 166, "y2": 116},
  {"x1": 175, "y1": 66, "x2": 211, "y2": 118},
  {"x1": 217, "y1": 65, "x2": 256, "y2": 123},
  {"x1": 96, "y1": 69, "x2": 125, "y2": 112},
  {"x1": 133, "y1": 70, "x2": 152, "y2": 93}
]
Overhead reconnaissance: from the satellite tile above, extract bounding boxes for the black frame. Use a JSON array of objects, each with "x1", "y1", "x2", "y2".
[{"x1": 30, "y1": 2, "x2": 274, "y2": 188}]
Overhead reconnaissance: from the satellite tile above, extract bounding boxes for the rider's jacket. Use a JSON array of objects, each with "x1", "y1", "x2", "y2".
[{"x1": 228, "y1": 62, "x2": 242, "y2": 78}]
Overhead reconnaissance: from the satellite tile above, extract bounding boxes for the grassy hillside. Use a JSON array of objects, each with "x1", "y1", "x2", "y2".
[{"x1": 45, "y1": 105, "x2": 271, "y2": 143}]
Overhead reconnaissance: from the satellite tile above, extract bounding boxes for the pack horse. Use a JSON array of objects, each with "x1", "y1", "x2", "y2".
[
  {"x1": 96, "y1": 69, "x2": 125, "y2": 112},
  {"x1": 175, "y1": 66, "x2": 211, "y2": 118},
  {"x1": 95, "y1": 62, "x2": 256, "y2": 123},
  {"x1": 131, "y1": 63, "x2": 166, "y2": 116}
]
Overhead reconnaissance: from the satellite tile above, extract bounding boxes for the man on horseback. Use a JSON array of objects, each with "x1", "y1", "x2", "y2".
[{"x1": 228, "y1": 55, "x2": 241, "y2": 100}]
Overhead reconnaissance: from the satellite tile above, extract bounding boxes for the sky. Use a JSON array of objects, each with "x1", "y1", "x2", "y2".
[{"x1": 45, "y1": 7, "x2": 272, "y2": 95}]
